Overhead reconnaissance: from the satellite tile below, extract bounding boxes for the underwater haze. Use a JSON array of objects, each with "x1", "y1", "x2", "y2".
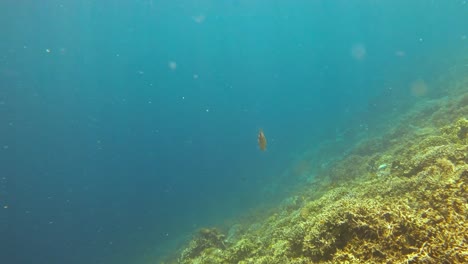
[{"x1": 1, "y1": 0, "x2": 467, "y2": 263}]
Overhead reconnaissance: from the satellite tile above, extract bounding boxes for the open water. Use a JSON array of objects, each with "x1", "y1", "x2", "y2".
[{"x1": 0, "y1": 1, "x2": 466, "y2": 263}]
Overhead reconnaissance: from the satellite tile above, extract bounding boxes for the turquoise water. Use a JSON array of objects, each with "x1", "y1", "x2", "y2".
[{"x1": 1, "y1": 1, "x2": 466, "y2": 263}]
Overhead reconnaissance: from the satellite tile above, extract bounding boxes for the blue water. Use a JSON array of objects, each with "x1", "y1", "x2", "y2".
[{"x1": 1, "y1": 1, "x2": 466, "y2": 263}]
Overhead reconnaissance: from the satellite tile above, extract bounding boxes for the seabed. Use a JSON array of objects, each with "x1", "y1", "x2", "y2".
[{"x1": 165, "y1": 70, "x2": 468, "y2": 264}]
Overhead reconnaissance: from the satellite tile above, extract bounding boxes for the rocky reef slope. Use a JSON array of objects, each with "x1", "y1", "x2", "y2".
[{"x1": 171, "y1": 75, "x2": 468, "y2": 264}]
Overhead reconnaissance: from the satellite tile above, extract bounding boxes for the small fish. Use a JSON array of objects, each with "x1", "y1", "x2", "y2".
[{"x1": 258, "y1": 129, "x2": 267, "y2": 151}]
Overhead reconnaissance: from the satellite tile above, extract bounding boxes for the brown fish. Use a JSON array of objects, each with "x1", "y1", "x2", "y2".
[{"x1": 258, "y1": 129, "x2": 267, "y2": 151}]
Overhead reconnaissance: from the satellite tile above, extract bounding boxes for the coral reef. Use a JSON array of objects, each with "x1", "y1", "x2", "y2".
[{"x1": 168, "y1": 73, "x2": 468, "y2": 263}]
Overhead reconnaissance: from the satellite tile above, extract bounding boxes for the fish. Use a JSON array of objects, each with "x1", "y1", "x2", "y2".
[{"x1": 258, "y1": 129, "x2": 267, "y2": 151}]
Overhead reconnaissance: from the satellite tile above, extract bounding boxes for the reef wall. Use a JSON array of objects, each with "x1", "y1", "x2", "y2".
[{"x1": 167, "y1": 72, "x2": 468, "y2": 264}]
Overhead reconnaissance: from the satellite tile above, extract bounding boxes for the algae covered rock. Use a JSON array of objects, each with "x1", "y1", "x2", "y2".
[
  {"x1": 179, "y1": 228, "x2": 226, "y2": 263},
  {"x1": 441, "y1": 118, "x2": 468, "y2": 144}
]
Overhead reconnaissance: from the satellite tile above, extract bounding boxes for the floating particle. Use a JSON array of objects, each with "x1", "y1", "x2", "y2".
[
  {"x1": 395, "y1": 50, "x2": 406, "y2": 57},
  {"x1": 45, "y1": 49, "x2": 51, "y2": 53},
  {"x1": 168, "y1": 61, "x2": 177, "y2": 70},
  {"x1": 351, "y1": 43, "x2": 366, "y2": 60},
  {"x1": 192, "y1": 15, "x2": 206, "y2": 24},
  {"x1": 410, "y1": 79, "x2": 428, "y2": 97},
  {"x1": 193, "y1": 74, "x2": 199, "y2": 79}
]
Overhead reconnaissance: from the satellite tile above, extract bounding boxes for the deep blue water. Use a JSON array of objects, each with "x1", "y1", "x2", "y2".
[{"x1": 1, "y1": 1, "x2": 466, "y2": 263}]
